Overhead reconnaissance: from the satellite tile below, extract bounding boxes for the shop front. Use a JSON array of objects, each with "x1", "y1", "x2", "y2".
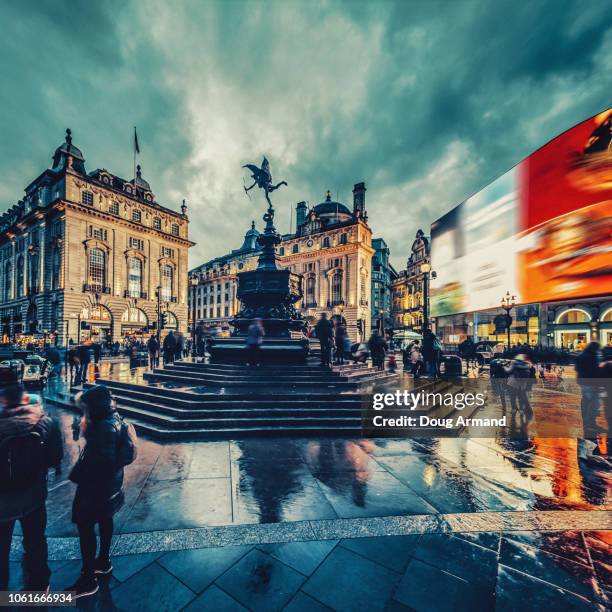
[
  {"x1": 121, "y1": 307, "x2": 149, "y2": 341},
  {"x1": 79, "y1": 305, "x2": 112, "y2": 344}
]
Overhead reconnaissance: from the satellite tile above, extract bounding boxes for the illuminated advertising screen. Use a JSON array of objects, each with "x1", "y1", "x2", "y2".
[{"x1": 431, "y1": 108, "x2": 612, "y2": 316}]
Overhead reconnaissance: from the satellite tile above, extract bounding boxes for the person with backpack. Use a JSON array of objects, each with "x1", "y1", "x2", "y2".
[
  {"x1": 0, "y1": 367, "x2": 63, "y2": 592},
  {"x1": 66, "y1": 384, "x2": 136, "y2": 599}
]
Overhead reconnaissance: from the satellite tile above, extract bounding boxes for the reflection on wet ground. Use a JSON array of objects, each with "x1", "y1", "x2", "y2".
[{"x1": 42, "y1": 395, "x2": 611, "y2": 537}]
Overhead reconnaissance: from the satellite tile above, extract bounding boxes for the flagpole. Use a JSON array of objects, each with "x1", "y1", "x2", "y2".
[{"x1": 133, "y1": 126, "x2": 137, "y2": 183}]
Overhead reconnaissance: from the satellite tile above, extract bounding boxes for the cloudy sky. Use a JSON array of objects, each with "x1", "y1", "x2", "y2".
[{"x1": 1, "y1": 0, "x2": 611, "y2": 269}]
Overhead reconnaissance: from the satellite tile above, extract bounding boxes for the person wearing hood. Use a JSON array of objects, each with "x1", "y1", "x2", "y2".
[
  {"x1": 0, "y1": 367, "x2": 63, "y2": 592},
  {"x1": 162, "y1": 331, "x2": 177, "y2": 366},
  {"x1": 66, "y1": 385, "x2": 125, "y2": 599}
]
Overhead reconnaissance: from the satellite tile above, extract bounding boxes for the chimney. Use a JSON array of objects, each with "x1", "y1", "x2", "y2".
[
  {"x1": 296, "y1": 201, "x2": 307, "y2": 230},
  {"x1": 352, "y1": 182, "x2": 366, "y2": 217}
]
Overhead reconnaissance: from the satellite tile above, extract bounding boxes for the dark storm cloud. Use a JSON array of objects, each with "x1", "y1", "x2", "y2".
[{"x1": 0, "y1": 0, "x2": 610, "y2": 269}]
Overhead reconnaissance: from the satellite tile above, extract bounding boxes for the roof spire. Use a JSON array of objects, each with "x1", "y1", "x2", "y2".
[
  {"x1": 251, "y1": 220, "x2": 255, "y2": 230},
  {"x1": 136, "y1": 164, "x2": 142, "y2": 178},
  {"x1": 325, "y1": 190, "x2": 332, "y2": 202},
  {"x1": 181, "y1": 199, "x2": 188, "y2": 215},
  {"x1": 65, "y1": 128, "x2": 72, "y2": 147}
]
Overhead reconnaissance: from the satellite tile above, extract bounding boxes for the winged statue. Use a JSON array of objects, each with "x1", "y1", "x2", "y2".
[{"x1": 243, "y1": 157, "x2": 287, "y2": 207}]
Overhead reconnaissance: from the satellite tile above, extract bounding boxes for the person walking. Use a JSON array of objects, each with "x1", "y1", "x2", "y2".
[
  {"x1": 68, "y1": 346, "x2": 78, "y2": 384},
  {"x1": 422, "y1": 329, "x2": 442, "y2": 378},
  {"x1": 410, "y1": 341, "x2": 423, "y2": 378},
  {"x1": 92, "y1": 343, "x2": 101, "y2": 366},
  {"x1": 490, "y1": 357, "x2": 509, "y2": 411},
  {"x1": 174, "y1": 332, "x2": 185, "y2": 363},
  {"x1": 162, "y1": 331, "x2": 176, "y2": 366},
  {"x1": 66, "y1": 385, "x2": 129, "y2": 599},
  {"x1": 575, "y1": 342, "x2": 602, "y2": 439},
  {"x1": 0, "y1": 367, "x2": 63, "y2": 592},
  {"x1": 147, "y1": 335, "x2": 159, "y2": 369},
  {"x1": 334, "y1": 323, "x2": 347, "y2": 365},
  {"x1": 315, "y1": 313, "x2": 333, "y2": 367},
  {"x1": 367, "y1": 329, "x2": 387, "y2": 371},
  {"x1": 504, "y1": 354, "x2": 534, "y2": 420},
  {"x1": 458, "y1": 336, "x2": 476, "y2": 368},
  {"x1": 76, "y1": 343, "x2": 91, "y2": 385},
  {"x1": 246, "y1": 319, "x2": 264, "y2": 367}
]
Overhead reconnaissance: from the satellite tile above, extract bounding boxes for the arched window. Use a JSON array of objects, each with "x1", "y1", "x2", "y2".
[
  {"x1": 292, "y1": 244, "x2": 299, "y2": 254},
  {"x1": 164, "y1": 311, "x2": 178, "y2": 329},
  {"x1": 127, "y1": 257, "x2": 142, "y2": 298},
  {"x1": 160, "y1": 264, "x2": 173, "y2": 302},
  {"x1": 322, "y1": 237, "x2": 330, "y2": 248},
  {"x1": 331, "y1": 272, "x2": 343, "y2": 305},
  {"x1": 339, "y1": 233, "x2": 347, "y2": 245},
  {"x1": 279, "y1": 247, "x2": 285, "y2": 256},
  {"x1": 51, "y1": 247, "x2": 61, "y2": 290},
  {"x1": 556, "y1": 309, "x2": 590, "y2": 324},
  {"x1": 121, "y1": 308, "x2": 148, "y2": 324},
  {"x1": 16, "y1": 256, "x2": 24, "y2": 298},
  {"x1": 306, "y1": 276, "x2": 316, "y2": 306},
  {"x1": 88, "y1": 248, "x2": 106, "y2": 291},
  {"x1": 4, "y1": 262, "x2": 11, "y2": 301}
]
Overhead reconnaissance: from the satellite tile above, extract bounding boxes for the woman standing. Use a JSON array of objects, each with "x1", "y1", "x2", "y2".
[{"x1": 66, "y1": 385, "x2": 125, "y2": 599}]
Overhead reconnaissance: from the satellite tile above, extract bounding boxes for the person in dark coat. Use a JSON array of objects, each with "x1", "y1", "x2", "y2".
[
  {"x1": 575, "y1": 342, "x2": 602, "y2": 440},
  {"x1": 76, "y1": 344, "x2": 91, "y2": 385},
  {"x1": 66, "y1": 385, "x2": 125, "y2": 598},
  {"x1": 174, "y1": 332, "x2": 185, "y2": 363},
  {"x1": 147, "y1": 335, "x2": 159, "y2": 369},
  {"x1": 0, "y1": 368, "x2": 63, "y2": 592},
  {"x1": 162, "y1": 332, "x2": 177, "y2": 366},
  {"x1": 367, "y1": 330, "x2": 387, "y2": 371},
  {"x1": 68, "y1": 346, "x2": 78, "y2": 383},
  {"x1": 490, "y1": 358, "x2": 509, "y2": 411},
  {"x1": 504, "y1": 354, "x2": 534, "y2": 419},
  {"x1": 458, "y1": 337, "x2": 476, "y2": 367},
  {"x1": 92, "y1": 343, "x2": 101, "y2": 365},
  {"x1": 422, "y1": 329, "x2": 442, "y2": 378},
  {"x1": 334, "y1": 323, "x2": 347, "y2": 365},
  {"x1": 315, "y1": 313, "x2": 333, "y2": 367}
]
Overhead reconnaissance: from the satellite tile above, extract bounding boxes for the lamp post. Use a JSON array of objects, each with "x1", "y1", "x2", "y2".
[
  {"x1": 190, "y1": 276, "x2": 198, "y2": 358},
  {"x1": 500, "y1": 291, "x2": 516, "y2": 350},
  {"x1": 156, "y1": 286, "x2": 162, "y2": 344},
  {"x1": 420, "y1": 262, "x2": 436, "y2": 332}
]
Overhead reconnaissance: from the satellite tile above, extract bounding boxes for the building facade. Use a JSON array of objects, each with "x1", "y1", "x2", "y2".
[
  {"x1": 371, "y1": 238, "x2": 396, "y2": 332},
  {"x1": 0, "y1": 129, "x2": 193, "y2": 346},
  {"x1": 391, "y1": 229, "x2": 430, "y2": 331},
  {"x1": 188, "y1": 222, "x2": 260, "y2": 330},
  {"x1": 190, "y1": 183, "x2": 374, "y2": 341}
]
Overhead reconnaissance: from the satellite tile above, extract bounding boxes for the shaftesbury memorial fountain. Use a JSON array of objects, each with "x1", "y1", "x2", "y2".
[{"x1": 207, "y1": 158, "x2": 309, "y2": 362}]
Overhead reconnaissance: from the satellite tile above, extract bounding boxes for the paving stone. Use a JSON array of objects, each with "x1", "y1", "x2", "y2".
[
  {"x1": 109, "y1": 562, "x2": 195, "y2": 611},
  {"x1": 283, "y1": 590, "x2": 333, "y2": 611},
  {"x1": 495, "y1": 565, "x2": 594, "y2": 611},
  {"x1": 499, "y1": 536, "x2": 600, "y2": 601},
  {"x1": 158, "y1": 544, "x2": 252, "y2": 593},
  {"x1": 258, "y1": 540, "x2": 338, "y2": 576},
  {"x1": 301, "y1": 545, "x2": 400, "y2": 611},
  {"x1": 339, "y1": 534, "x2": 421, "y2": 573},
  {"x1": 394, "y1": 558, "x2": 487, "y2": 611},
  {"x1": 453, "y1": 530, "x2": 501, "y2": 552},
  {"x1": 108, "y1": 552, "x2": 163, "y2": 583},
  {"x1": 412, "y1": 533, "x2": 498, "y2": 593},
  {"x1": 502, "y1": 530, "x2": 591, "y2": 566},
  {"x1": 215, "y1": 548, "x2": 305, "y2": 611},
  {"x1": 183, "y1": 584, "x2": 248, "y2": 611}
]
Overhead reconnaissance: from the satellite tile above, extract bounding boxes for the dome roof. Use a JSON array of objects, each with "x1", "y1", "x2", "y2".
[
  {"x1": 131, "y1": 164, "x2": 151, "y2": 192},
  {"x1": 235, "y1": 220, "x2": 260, "y2": 252},
  {"x1": 52, "y1": 128, "x2": 86, "y2": 173},
  {"x1": 313, "y1": 191, "x2": 351, "y2": 217}
]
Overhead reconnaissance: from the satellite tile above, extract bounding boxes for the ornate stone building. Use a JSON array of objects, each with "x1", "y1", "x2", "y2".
[
  {"x1": 391, "y1": 229, "x2": 430, "y2": 331},
  {"x1": 188, "y1": 222, "x2": 260, "y2": 329},
  {"x1": 371, "y1": 238, "x2": 397, "y2": 332},
  {"x1": 0, "y1": 129, "x2": 193, "y2": 346},
  {"x1": 190, "y1": 183, "x2": 374, "y2": 341}
]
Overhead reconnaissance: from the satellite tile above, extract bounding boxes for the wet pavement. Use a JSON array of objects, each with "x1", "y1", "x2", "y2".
[{"x1": 6, "y1": 363, "x2": 609, "y2": 610}]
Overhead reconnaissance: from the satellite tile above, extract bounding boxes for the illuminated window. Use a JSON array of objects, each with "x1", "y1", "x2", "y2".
[
  {"x1": 4, "y1": 262, "x2": 11, "y2": 301},
  {"x1": 160, "y1": 264, "x2": 173, "y2": 301},
  {"x1": 132, "y1": 209, "x2": 142, "y2": 223},
  {"x1": 51, "y1": 247, "x2": 61, "y2": 290},
  {"x1": 331, "y1": 272, "x2": 342, "y2": 304},
  {"x1": 557, "y1": 309, "x2": 590, "y2": 324},
  {"x1": 16, "y1": 256, "x2": 24, "y2": 297},
  {"x1": 306, "y1": 276, "x2": 316, "y2": 305}
]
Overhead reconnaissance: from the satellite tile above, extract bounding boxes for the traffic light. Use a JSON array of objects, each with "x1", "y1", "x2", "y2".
[
  {"x1": 161, "y1": 313, "x2": 168, "y2": 328},
  {"x1": 356, "y1": 319, "x2": 363, "y2": 334}
]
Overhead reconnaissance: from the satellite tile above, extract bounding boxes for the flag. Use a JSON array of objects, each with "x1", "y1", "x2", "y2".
[{"x1": 134, "y1": 127, "x2": 140, "y2": 154}]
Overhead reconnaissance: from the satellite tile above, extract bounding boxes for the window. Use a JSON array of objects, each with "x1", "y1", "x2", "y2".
[
  {"x1": 306, "y1": 276, "x2": 316, "y2": 305},
  {"x1": 132, "y1": 209, "x2": 142, "y2": 223},
  {"x1": 88, "y1": 248, "x2": 106, "y2": 290},
  {"x1": 171, "y1": 223, "x2": 179, "y2": 236},
  {"x1": 292, "y1": 244, "x2": 299, "y2": 254},
  {"x1": 153, "y1": 217, "x2": 162, "y2": 230},
  {"x1": 121, "y1": 307, "x2": 147, "y2": 324},
  {"x1": 4, "y1": 262, "x2": 11, "y2": 301},
  {"x1": 16, "y1": 256, "x2": 24, "y2": 297},
  {"x1": 339, "y1": 233, "x2": 347, "y2": 245},
  {"x1": 129, "y1": 237, "x2": 144, "y2": 251},
  {"x1": 90, "y1": 226, "x2": 107, "y2": 241},
  {"x1": 279, "y1": 247, "x2": 285, "y2": 256},
  {"x1": 160, "y1": 264, "x2": 173, "y2": 301},
  {"x1": 29, "y1": 252, "x2": 39, "y2": 293},
  {"x1": 331, "y1": 272, "x2": 343, "y2": 304},
  {"x1": 161, "y1": 246, "x2": 174, "y2": 258},
  {"x1": 127, "y1": 257, "x2": 142, "y2": 297},
  {"x1": 82, "y1": 191, "x2": 94, "y2": 206},
  {"x1": 322, "y1": 237, "x2": 330, "y2": 248},
  {"x1": 51, "y1": 246, "x2": 61, "y2": 290},
  {"x1": 109, "y1": 202, "x2": 120, "y2": 216}
]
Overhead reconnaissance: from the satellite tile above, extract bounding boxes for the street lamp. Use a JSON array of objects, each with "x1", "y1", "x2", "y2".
[
  {"x1": 500, "y1": 291, "x2": 516, "y2": 349},
  {"x1": 420, "y1": 262, "x2": 436, "y2": 333},
  {"x1": 190, "y1": 276, "x2": 198, "y2": 358}
]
